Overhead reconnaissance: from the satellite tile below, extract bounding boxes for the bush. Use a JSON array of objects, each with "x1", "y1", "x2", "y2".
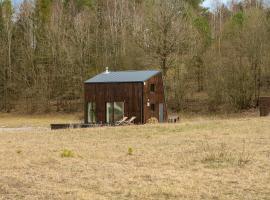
[
  {"x1": 237, "y1": 140, "x2": 254, "y2": 167},
  {"x1": 201, "y1": 143, "x2": 234, "y2": 167},
  {"x1": 61, "y1": 149, "x2": 74, "y2": 158},
  {"x1": 147, "y1": 117, "x2": 158, "y2": 124},
  {"x1": 200, "y1": 141, "x2": 254, "y2": 168},
  {"x1": 127, "y1": 147, "x2": 133, "y2": 156}
]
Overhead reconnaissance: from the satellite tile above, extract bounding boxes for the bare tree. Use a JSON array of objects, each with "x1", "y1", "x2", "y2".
[{"x1": 134, "y1": 0, "x2": 189, "y2": 78}]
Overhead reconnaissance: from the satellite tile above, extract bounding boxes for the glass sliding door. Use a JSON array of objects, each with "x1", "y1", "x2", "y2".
[
  {"x1": 87, "y1": 102, "x2": 96, "y2": 123},
  {"x1": 114, "y1": 102, "x2": 124, "y2": 122},
  {"x1": 106, "y1": 102, "x2": 125, "y2": 123},
  {"x1": 106, "y1": 102, "x2": 113, "y2": 123}
]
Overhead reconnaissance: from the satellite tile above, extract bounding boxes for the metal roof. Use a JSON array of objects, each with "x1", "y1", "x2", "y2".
[{"x1": 85, "y1": 70, "x2": 161, "y2": 83}]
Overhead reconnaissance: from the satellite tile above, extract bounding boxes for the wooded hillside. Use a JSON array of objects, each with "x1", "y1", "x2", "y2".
[{"x1": 0, "y1": 0, "x2": 270, "y2": 113}]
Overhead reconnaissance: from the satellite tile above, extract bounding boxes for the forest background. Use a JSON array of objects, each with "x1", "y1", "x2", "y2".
[{"x1": 1, "y1": 0, "x2": 270, "y2": 114}]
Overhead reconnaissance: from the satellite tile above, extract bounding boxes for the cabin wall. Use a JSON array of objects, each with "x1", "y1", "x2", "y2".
[
  {"x1": 143, "y1": 73, "x2": 167, "y2": 123},
  {"x1": 259, "y1": 97, "x2": 270, "y2": 116},
  {"x1": 84, "y1": 82, "x2": 143, "y2": 124}
]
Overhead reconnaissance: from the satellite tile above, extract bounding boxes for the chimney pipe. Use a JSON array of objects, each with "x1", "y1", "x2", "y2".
[{"x1": 105, "y1": 67, "x2": 109, "y2": 74}]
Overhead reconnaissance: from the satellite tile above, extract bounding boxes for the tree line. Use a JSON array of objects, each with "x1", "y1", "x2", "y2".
[{"x1": 0, "y1": 0, "x2": 270, "y2": 113}]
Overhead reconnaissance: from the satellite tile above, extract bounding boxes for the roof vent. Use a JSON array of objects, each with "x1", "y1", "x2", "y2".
[{"x1": 104, "y1": 67, "x2": 110, "y2": 74}]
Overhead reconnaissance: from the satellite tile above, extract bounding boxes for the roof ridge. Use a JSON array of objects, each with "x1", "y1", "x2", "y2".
[
  {"x1": 108, "y1": 70, "x2": 160, "y2": 72},
  {"x1": 85, "y1": 70, "x2": 161, "y2": 83}
]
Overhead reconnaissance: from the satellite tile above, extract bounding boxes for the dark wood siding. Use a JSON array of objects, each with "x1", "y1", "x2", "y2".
[
  {"x1": 85, "y1": 82, "x2": 143, "y2": 124},
  {"x1": 259, "y1": 97, "x2": 270, "y2": 116},
  {"x1": 143, "y1": 73, "x2": 167, "y2": 123}
]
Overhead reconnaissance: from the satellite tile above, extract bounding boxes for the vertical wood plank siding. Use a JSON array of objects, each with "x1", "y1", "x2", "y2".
[
  {"x1": 259, "y1": 97, "x2": 270, "y2": 116},
  {"x1": 85, "y1": 82, "x2": 143, "y2": 124},
  {"x1": 143, "y1": 73, "x2": 167, "y2": 123}
]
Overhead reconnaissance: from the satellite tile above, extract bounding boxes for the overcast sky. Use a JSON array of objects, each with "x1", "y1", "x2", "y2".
[
  {"x1": 13, "y1": 0, "x2": 22, "y2": 6},
  {"x1": 202, "y1": 0, "x2": 233, "y2": 9}
]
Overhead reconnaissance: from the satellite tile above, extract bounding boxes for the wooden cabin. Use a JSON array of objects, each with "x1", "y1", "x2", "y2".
[{"x1": 84, "y1": 69, "x2": 167, "y2": 124}]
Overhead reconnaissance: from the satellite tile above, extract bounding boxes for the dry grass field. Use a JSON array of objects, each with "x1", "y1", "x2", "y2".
[{"x1": 0, "y1": 114, "x2": 270, "y2": 200}]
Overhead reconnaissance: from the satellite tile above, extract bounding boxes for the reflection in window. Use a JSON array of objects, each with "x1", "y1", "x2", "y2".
[
  {"x1": 114, "y1": 102, "x2": 124, "y2": 122},
  {"x1": 88, "y1": 102, "x2": 96, "y2": 123},
  {"x1": 106, "y1": 102, "x2": 125, "y2": 123},
  {"x1": 106, "y1": 102, "x2": 113, "y2": 123}
]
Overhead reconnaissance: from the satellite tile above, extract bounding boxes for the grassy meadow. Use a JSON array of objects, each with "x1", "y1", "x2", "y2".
[{"x1": 0, "y1": 113, "x2": 270, "y2": 199}]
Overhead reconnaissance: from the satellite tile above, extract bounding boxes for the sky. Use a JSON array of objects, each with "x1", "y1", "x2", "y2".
[
  {"x1": 13, "y1": 0, "x2": 22, "y2": 6},
  {"x1": 202, "y1": 0, "x2": 233, "y2": 9}
]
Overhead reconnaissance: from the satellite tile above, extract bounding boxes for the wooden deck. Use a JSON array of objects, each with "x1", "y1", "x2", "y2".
[{"x1": 50, "y1": 123, "x2": 106, "y2": 130}]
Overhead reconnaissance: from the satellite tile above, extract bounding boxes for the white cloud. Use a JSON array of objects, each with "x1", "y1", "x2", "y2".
[{"x1": 202, "y1": 0, "x2": 231, "y2": 9}]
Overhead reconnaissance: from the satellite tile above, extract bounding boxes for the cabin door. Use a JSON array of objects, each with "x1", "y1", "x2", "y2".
[
  {"x1": 106, "y1": 102, "x2": 125, "y2": 124},
  {"x1": 159, "y1": 103, "x2": 164, "y2": 122}
]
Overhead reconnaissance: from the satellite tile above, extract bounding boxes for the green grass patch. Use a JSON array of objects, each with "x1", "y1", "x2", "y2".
[{"x1": 61, "y1": 149, "x2": 74, "y2": 158}]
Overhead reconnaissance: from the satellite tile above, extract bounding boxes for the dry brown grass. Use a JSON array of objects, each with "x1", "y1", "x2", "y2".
[
  {"x1": 0, "y1": 113, "x2": 81, "y2": 128},
  {"x1": 0, "y1": 115, "x2": 270, "y2": 199}
]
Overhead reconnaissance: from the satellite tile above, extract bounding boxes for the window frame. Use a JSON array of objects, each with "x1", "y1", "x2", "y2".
[
  {"x1": 87, "y1": 102, "x2": 96, "y2": 123},
  {"x1": 150, "y1": 103, "x2": 155, "y2": 112},
  {"x1": 106, "y1": 101, "x2": 125, "y2": 123},
  {"x1": 150, "y1": 84, "x2": 155, "y2": 93}
]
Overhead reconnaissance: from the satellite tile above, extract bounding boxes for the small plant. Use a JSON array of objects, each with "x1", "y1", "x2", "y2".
[
  {"x1": 237, "y1": 140, "x2": 254, "y2": 167},
  {"x1": 16, "y1": 150, "x2": 22, "y2": 154},
  {"x1": 200, "y1": 140, "x2": 254, "y2": 168},
  {"x1": 61, "y1": 149, "x2": 74, "y2": 158},
  {"x1": 128, "y1": 147, "x2": 133, "y2": 156},
  {"x1": 201, "y1": 142, "x2": 234, "y2": 167}
]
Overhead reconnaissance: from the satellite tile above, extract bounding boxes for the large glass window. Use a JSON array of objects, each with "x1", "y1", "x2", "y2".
[
  {"x1": 151, "y1": 103, "x2": 155, "y2": 112},
  {"x1": 114, "y1": 102, "x2": 124, "y2": 122},
  {"x1": 106, "y1": 102, "x2": 113, "y2": 123},
  {"x1": 88, "y1": 102, "x2": 96, "y2": 123},
  {"x1": 106, "y1": 102, "x2": 125, "y2": 123},
  {"x1": 150, "y1": 84, "x2": 155, "y2": 92}
]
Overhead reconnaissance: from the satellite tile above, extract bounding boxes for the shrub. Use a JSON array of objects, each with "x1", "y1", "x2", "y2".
[
  {"x1": 147, "y1": 117, "x2": 158, "y2": 124},
  {"x1": 237, "y1": 140, "x2": 254, "y2": 167},
  {"x1": 200, "y1": 140, "x2": 254, "y2": 168},
  {"x1": 61, "y1": 149, "x2": 74, "y2": 158},
  {"x1": 128, "y1": 147, "x2": 133, "y2": 156},
  {"x1": 202, "y1": 143, "x2": 233, "y2": 166}
]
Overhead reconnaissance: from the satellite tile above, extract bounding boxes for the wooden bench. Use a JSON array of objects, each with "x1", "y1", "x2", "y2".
[
  {"x1": 51, "y1": 123, "x2": 99, "y2": 130},
  {"x1": 168, "y1": 115, "x2": 180, "y2": 123}
]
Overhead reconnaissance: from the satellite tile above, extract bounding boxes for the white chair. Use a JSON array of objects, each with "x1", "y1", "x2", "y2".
[
  {"x1": 115, "y1": 116, "x2": 128, "y2": 126},
  {"x1": 124, "y1": 116, "x2": 136, "y2": 125}
]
